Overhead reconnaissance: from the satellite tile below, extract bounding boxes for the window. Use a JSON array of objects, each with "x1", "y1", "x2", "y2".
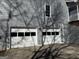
[
  {"x1": 42, "y1": 32, "x2": 46, "y2": 35},
  {"x1": 66, "y1": 2, "x2": 77, "y2": 20},
  {"x1": 25, "y1": 32, "x2": 30, "y2": 36},
  {"x1": 18, "y1": 32, "x2": 24, "y2": 36},
  {"x1": 47, "y1": 32, "x2": 51, "y2": 35},
  {"x1": 11, "y1": 32, "x2": 17, "y2": 37},
  {"x1": 0, "y1": 36, "x2": 1, "y2": 39},
  {"x1": 43, "y1": 32, "x2": 59, "y2": 36},
  {"x1": 46, "y1": 5, "x2": 50, "y2": 17},
  {"x1": 52, "y1": 32, "x2": 59, "y2": 35},
  {"x1": 31, "y1": 32, "x2": 36, "y2": 36}
]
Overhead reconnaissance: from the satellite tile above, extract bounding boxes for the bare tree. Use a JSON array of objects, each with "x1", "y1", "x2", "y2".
[
  {"x1": 0, "y1": 0, "x2": 24, "y2": 50},
  {"x1": 0, "y1": 0, "x2": 70, "y2": 59}
]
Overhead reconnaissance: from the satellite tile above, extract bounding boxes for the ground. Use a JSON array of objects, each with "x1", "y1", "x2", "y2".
[{"x1": 0, "y1": 44, "x2": 79, "y2": 59}]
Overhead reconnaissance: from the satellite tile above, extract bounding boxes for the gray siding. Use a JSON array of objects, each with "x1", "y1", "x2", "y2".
[{"x1": 0, "y1": 0, "x2": 69, "y2": 48}]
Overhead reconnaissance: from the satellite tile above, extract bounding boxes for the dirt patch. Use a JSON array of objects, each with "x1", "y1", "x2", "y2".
[
  {"x1": 0, "y1": 44, "x2": 79, "y2": 59},
  {"x1": 0, "y1": 50, "x2": 6, "y2": 56}
]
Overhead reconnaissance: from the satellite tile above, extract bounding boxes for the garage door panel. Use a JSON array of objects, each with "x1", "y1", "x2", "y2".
[{"x1": 11, "y1": 28, "x2": 37, "y2": 48}]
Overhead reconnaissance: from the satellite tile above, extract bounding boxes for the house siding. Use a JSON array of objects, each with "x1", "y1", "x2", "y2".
[{"x1": 0, "y1": 0, "x2": 69, "y2": 48}]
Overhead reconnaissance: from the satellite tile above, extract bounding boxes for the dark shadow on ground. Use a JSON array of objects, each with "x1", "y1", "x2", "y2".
[{"x1": 31, "y1": 44, "x2": 69, "y2": 59}]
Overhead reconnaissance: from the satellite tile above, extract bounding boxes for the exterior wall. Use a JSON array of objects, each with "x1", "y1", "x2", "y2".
[
  {"x1": 0, "y1": 36, "x2": 5, "y2": 50},
  {"x1": 0, "y1": 41, "x2": 3, "y2": 50},
  {"x1": 68, "y1": 24, "x2": 79, "y2": 44},
  {"x1": 0, "y1": 0, "x2": 69, "y2": 27},
  {"x1": 0, "y1": 0, "x2": 69, "y2": 48},
  {"x1": 66, "y1": 0, "x2": 79, "y2": 44}
]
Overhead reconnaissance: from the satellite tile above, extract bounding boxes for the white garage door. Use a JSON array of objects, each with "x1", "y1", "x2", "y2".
[
  {"x1": 10, "y1": 28, "x2": 37, "y2": 48},
  {"x1": 42, "y1": 29, "x2": 62, "y2": 44}
]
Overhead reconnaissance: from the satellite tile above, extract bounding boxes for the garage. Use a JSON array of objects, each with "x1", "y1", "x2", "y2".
[
  {"x1": 42, "y1": 29, "x2": 62, "y2": 45},
  {"x1": 10, "y1": 27, "x2": 38, "y2": 48},
  {"x1": 10, "y1": 27, "x2": 63, "y2": 48}
]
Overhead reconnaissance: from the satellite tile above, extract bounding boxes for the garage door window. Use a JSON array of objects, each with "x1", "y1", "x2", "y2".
[
  {"x1": 25, "y1": 32, "x2": 36, "y2": 36},
  {"x1": 42, "y1": 32, "x2": 59, "y2": 36},
  {"x1": 42, "y1": 32, "x2": 46, "y2": 36},
  {"x1": 52, "y1": 32, "x2": 59, "y2": 35},
  {"x1": 25, "y1": 32, "x2": 30, "y2": 36},
  {"x1": 18, "y1": 32, "x2": 24, "y2": 36},
  {"x1": 11, "y1": 32, "x2": 17, "y2": 37},
  {"x1": 47, "y1": 32, "x2": 51, "y2": 35},
  {"x1": 31, "y1": 32, "x2": 36, "y2": 36}
]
